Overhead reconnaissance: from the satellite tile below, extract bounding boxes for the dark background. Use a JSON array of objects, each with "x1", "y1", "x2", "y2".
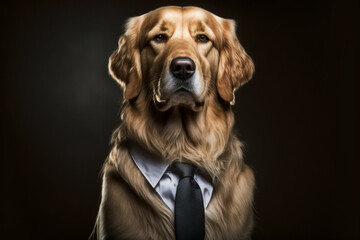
[{"x1": 1, "y1": 0, "x2": 358, "y2": 239}]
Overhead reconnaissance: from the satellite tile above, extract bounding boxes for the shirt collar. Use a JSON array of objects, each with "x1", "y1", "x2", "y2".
[{"x1": 127, "y1": 139, "x2": 170, "y2": 188}]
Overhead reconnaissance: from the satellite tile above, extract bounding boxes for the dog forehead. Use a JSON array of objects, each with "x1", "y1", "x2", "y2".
[
  {"x1": 141, "y1": 8, "x2": 180, "y2": 33},
  {"x1": 143, "y1": 6, "x2": 220, "y2": 31}
]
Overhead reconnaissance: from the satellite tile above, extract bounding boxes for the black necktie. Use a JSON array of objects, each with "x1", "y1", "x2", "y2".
[{"x1": 173, "y1": 162, "x2": 205, "y2": 240}]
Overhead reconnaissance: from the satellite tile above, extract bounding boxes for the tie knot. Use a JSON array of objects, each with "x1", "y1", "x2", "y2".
[{"x1": 173, "y1": 162, "x2": 196, "y2": 178}]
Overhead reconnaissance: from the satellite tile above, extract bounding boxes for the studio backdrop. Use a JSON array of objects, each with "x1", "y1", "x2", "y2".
[{"x1": 1, "y1": 0, "x2": 358, "y2": 239}]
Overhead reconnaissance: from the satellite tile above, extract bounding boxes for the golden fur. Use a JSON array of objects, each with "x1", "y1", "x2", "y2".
[{"x1": 91, "y1": 6, "x2": 255, "y2": 240}]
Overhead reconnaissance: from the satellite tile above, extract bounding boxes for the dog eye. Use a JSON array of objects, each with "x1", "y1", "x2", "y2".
[
  {"x1": 196, "y1": 34, "x2": 209, "y2": 43},
  {"x1": 153, "y1": 34, "x2": 168, "y2": 43}
]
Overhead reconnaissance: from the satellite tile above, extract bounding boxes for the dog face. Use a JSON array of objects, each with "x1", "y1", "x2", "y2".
[{"x1": 109, "y1": 6, "x2": 254, "y2": 111}]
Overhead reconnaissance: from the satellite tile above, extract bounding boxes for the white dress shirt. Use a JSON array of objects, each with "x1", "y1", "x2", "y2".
[{"x1": 127, "y1": 140, "x2": 213, "y2": 212}]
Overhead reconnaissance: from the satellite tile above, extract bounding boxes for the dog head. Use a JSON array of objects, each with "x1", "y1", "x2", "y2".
[{"x1": 109, "y1": 6, "x2": 254, "y2": 111}]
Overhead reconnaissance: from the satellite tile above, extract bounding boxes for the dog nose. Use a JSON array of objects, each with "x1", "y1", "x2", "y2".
[{"x1": 170, "y1": 57, "x2": 196, "y2": 80}]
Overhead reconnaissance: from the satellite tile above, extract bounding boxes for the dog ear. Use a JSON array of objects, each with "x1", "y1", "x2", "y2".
[
  {"x1": 108, "y1": 17, "x2": 143, "y2": 100},
  {"x1": 217, "y1": 19, "x2": 254, "y2": 105}
]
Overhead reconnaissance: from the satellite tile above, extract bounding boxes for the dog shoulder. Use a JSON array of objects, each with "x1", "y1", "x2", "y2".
[
  {"x1": 205, "y1": 139, "x2": 255, "y2": 240},
  {"x1": 97, "y1": 147, "x2": 174, "y2": 240}
]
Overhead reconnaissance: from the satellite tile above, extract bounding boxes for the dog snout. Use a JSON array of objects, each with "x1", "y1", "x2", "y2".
[{"x1": 170, "y1": 57, "x2": 196, "y2": 80}]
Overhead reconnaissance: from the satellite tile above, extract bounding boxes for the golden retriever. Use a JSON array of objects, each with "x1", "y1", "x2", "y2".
[{"x1": 91, "y1": 6, "x2": 255, "y2": 240}]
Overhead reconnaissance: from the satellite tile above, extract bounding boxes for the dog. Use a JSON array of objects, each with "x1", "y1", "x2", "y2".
[{"x1": 91, "y1": 6, "x2": 255, "y2": 240}]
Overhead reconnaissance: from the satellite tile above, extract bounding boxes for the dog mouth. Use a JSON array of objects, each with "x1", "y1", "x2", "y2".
[
  {"x1": 153, "y1": 87, "x2": 205, "y2": 112},
  {"x1": 153, "y1": 63, "x2": 205, "y2": 112}
]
